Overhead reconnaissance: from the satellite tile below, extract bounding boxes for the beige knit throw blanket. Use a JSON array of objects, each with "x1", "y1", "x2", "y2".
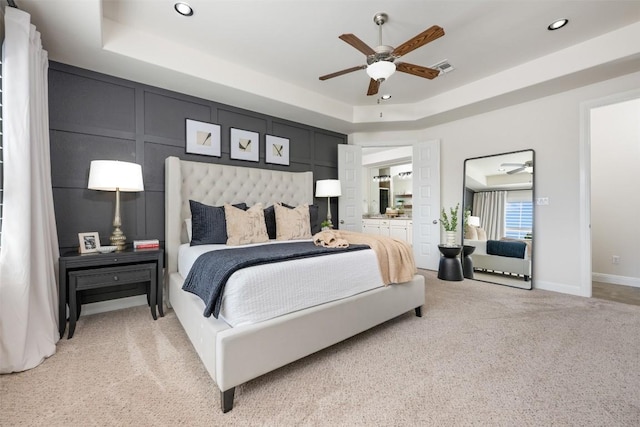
[{"x1": 313, "y1": 230, "x2": 417, "y2": 285}]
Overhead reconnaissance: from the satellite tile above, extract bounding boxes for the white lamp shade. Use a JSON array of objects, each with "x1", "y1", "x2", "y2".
[
  {"x1": 315, "y1": 179, "x2": 342, "y2": 197},
  {"x1": 468, "y1": 216, "x2": 481, "y2": 227},
  {"x1": 366, "y1": 61, "x2": 396, "y2": 81},
  {"x1": 88, "y1": 160, "x2": 144, "y2": 192}
]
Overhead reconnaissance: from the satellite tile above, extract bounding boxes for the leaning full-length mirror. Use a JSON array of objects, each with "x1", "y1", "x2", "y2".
[{"x1": 462, "y1": 150, "x2": 534, "y2": 290}]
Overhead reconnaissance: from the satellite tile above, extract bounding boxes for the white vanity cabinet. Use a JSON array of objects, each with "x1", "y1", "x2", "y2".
[
  {"x1": 362, "y1": 218, "x2": 412, "y2": 244},
  {"x1": 390, "y1": 220, "x2": 412, "y2": 245},
  {"x1": 361, "y1": 219, "x2": 391, "y2": 236}
]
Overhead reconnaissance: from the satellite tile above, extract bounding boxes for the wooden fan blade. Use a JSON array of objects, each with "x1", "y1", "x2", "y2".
[
  {"x1": 339, "y1": 34, "x2": 376, "y2": 56},
  {"x1": 319, "y1": 65, "x2": 366, "y2": 81},
  {"x1": 392, "y1": 25, "x2": 445, "y2": 58},
  {"x1": 396, "y1": 62, "x2": 440, "y2": 79},
  {"x1": 367, "y1": 79, "x2": 380, "y2": 96}
]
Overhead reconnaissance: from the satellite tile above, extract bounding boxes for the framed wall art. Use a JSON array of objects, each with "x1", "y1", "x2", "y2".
[
  {"x1": 185, "y1": 119, "x2": 221, "y2": 157},
  {"x1": 230, "y1": 128, "x2": 259, "y2": 162},
  {"x1": 78, "y1": 232, "x2": 101, "y2": 254},
  {"x1": 265, "y1": 135, "x2": 290, "y2": 166}
]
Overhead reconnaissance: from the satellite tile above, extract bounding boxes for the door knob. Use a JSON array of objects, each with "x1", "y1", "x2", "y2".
[
  {"x1": 432, "y1": 220, "x2": 438, "y2": 224},
  {"x1": 340, "y1": 220, "x2": 345, "y2": 224}
]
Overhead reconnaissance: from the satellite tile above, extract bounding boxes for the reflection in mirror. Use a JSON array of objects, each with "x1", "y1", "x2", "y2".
[{"x1": 462, "y1": 150, "x2": 534, "y2": 290}]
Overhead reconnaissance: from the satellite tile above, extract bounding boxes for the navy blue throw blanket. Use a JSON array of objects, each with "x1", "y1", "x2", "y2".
[
  {"x1": 183, "y1": 241, "x2": 370, "y2": 318},
  {"x1": 486, "y1": 240, "x2": 526, "y2": 259}
]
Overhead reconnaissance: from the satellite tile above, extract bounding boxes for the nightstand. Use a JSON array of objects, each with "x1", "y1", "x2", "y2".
[
  {"x1": 437, "y1": 244, "x2": 464, "y2": 281},
  {"x1": 58, "y1": 248, "x2": 164, "y2": 339}
]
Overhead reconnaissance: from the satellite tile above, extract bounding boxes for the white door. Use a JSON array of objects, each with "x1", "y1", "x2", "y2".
[
  {"x1": 338, "y1": 145, "x2": 363, "y2": 231},
  {"x1": 413, "y1": 140, "x2": 441, "y2": 270}
]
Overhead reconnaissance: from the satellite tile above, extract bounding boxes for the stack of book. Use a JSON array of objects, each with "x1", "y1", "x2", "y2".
[{"x1": 133, "y1": 239, "x2": 160, "y2": 249}]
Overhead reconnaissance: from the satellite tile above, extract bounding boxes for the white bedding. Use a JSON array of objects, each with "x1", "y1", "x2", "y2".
[{"x1": 178, "y1": 240, "x2": 384, "y2": 327}]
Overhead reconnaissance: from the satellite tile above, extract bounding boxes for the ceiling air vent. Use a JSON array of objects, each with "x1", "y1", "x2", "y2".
[{"x1": 431, "y1": 60, "x2": 455, "y2": 75}]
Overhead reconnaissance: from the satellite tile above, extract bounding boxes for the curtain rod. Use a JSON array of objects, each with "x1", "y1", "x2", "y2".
[{"x1": 7, "y1": 0, "x2": 19, "y2": 9}]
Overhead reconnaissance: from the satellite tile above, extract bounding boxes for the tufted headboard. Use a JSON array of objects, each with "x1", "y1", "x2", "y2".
[{"x1": 164, "y1": 156, "x2": 314, "y2": 276}]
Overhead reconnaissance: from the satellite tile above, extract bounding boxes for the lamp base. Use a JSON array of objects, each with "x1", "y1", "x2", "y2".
[
  {"x1": 326, "y1": 196, "x2": 333, "y2": 229},
  {"x1": 110, "y1": 227, "x2": 127, "y2": 251}
]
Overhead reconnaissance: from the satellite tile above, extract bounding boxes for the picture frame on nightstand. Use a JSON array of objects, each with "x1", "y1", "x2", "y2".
[{"x1": 78, "y1": 232, "x2": 101, "y2": 253}]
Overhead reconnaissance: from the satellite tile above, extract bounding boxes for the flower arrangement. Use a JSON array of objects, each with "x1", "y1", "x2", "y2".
[
  {"x1": 320, "y1": 220, "x2": 332, "y2": 230},
  {"x1": 440, "y1": 203, "x2": 460, "y2": 232}
]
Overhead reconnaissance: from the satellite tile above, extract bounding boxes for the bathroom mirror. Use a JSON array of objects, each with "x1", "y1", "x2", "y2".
[{"x1": 462, "y1": 150, "x2": 534, "y2": 290}]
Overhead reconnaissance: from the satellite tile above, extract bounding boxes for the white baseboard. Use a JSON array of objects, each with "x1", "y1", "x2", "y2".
[
  {"x1": 78, "y1": 274, "x2": 635, "y2": 316},
  {"x1": 81, "y1": 295, "x2": 148, "y2": 317},
  {"x1": 592, "y1": 273, "x2": 640, "y2": 288},
  {"x1": 533, "y1": 279, "x2": 590, "y2": 297}
]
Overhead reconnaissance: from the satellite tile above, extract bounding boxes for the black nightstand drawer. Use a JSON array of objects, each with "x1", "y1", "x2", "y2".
[{"x1": 71, "y1": 264, "x2": 154, "y2": 291}]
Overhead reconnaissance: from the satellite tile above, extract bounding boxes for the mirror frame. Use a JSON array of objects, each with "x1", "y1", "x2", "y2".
[{"x1": 462, "y1": 149, "x2": 535, "y2": 290}]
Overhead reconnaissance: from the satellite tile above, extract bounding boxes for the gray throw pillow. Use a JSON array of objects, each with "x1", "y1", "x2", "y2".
[{"x1": 190, "y1": 200, "x2": 247, "y2": 245}]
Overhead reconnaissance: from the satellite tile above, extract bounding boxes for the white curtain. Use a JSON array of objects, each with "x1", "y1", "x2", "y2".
[
  {"x1": 0, "y1": 7, "x2": 60, "y2": 373},
  {"x1": 472, "y1": 191, "x2": 507, "y2": 240}
]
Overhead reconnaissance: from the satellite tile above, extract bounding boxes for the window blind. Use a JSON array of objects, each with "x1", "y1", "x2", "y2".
[{"x1": 504, "y1": 201, "x2": 532, "y2": 239}]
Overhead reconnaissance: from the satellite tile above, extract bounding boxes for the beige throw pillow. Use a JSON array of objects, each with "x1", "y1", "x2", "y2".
[
  {"x1": 476, "y1": 227, "x2": 487, "y2": 241},
  {"x1": 465, "y1": 225, "x2": 478, "y2": 240},
  {"x1": 224, "y1": 203, "x2": 269, "y2": 246},
  {"x1": 275, "y1": 203, "x2": 312, "y2": 240}
]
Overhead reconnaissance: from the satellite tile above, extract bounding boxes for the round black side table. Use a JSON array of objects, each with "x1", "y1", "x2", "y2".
[
  {"x1": 462, "y1": 245, "x2": 476, "y2": 279},
  {"x1": 437, "y1": 245, "x2": 464, "y2": 281}
]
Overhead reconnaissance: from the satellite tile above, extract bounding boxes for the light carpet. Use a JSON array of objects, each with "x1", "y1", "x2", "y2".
[{"x1": 2, "y1": 270, "x2": 639, "y2": 426}]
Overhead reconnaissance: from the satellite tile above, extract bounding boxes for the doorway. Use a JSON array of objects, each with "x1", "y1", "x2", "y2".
[
  {"x1": 339, "y1": 141, "x2": 441, "y2": 270},
  {"x1": 581, "y1": 90, "x2": 640, "y2": 302}
]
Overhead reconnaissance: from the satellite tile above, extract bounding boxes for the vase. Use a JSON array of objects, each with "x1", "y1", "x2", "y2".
[{"x1": 445, "y1": 231, "x2": 457, "y2": 246}]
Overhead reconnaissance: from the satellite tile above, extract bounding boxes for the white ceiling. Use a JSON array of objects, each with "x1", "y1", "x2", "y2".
[
  {"x1": 465, "y1": 151, "x2": 534, "y2": 191},
  {"x1": 13, "y1": 0, "x2": 640, "y2": 133}
]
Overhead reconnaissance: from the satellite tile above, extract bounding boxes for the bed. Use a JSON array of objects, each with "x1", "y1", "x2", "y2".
[
  {"x1": 164, "y1": 156, "x2": 425, "y2": 412},
  {"x1": 464, "y1": 238, "x2": 531, "y2": 281}
]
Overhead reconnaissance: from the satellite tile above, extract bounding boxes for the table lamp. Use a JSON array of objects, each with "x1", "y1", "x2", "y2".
[
  {"x1": 315, "y1": 179, "x2": 341, "y2": 228},
  {"x1": 88, "y1": 160, "x2": 144, "y2": 251}
]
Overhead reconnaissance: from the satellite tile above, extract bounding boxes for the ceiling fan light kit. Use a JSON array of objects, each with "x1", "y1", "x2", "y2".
[
  {"x1": 366, "y1": 61, "x2": 396, "y2": 81},
  {"x1": 319, "y1": 12, "x2": 445, "y2": 96}
]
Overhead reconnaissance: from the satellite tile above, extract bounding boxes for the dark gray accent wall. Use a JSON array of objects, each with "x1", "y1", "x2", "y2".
[{"x1": 49, "y1": 62, "x2": 346, "y2": 254}]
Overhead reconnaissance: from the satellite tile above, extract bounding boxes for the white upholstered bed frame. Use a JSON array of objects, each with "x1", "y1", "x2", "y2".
[
  {"x1": 464, "y1": 239, "x2": 531, "y2": 281},
  {"x1": 164, "y1": 156, "x2": 425, "y2": 412},
  {"x1": 472, "y1": 254, "x2": 531, "y2": 280}
]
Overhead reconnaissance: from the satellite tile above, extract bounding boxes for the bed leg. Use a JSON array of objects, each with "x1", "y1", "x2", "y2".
[
  {"x1": 221, "y1": 388, "x2": 235, "y2": 413},
  {"x1": 414, "y1": 306, "x2": 422, "y2": 317}
]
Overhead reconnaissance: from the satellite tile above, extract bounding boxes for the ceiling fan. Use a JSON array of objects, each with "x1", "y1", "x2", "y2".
[
  {"x1": 501, "y1": 160, "x2": 534, "y2": 175},
  {"x1": 319, "y1": 12, "x2": 445, "y2": 96}
]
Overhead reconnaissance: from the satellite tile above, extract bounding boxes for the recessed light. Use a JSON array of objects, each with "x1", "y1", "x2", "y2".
[
  {"x1": 381, "y1": 94, "x2": 392, "y2": 100},
  {"x1": 174, "y1": 2, "x2": 194, "y2": 17},
  {"x1": 548, "y1": 19, "x2": 568, "y2": 31}
]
